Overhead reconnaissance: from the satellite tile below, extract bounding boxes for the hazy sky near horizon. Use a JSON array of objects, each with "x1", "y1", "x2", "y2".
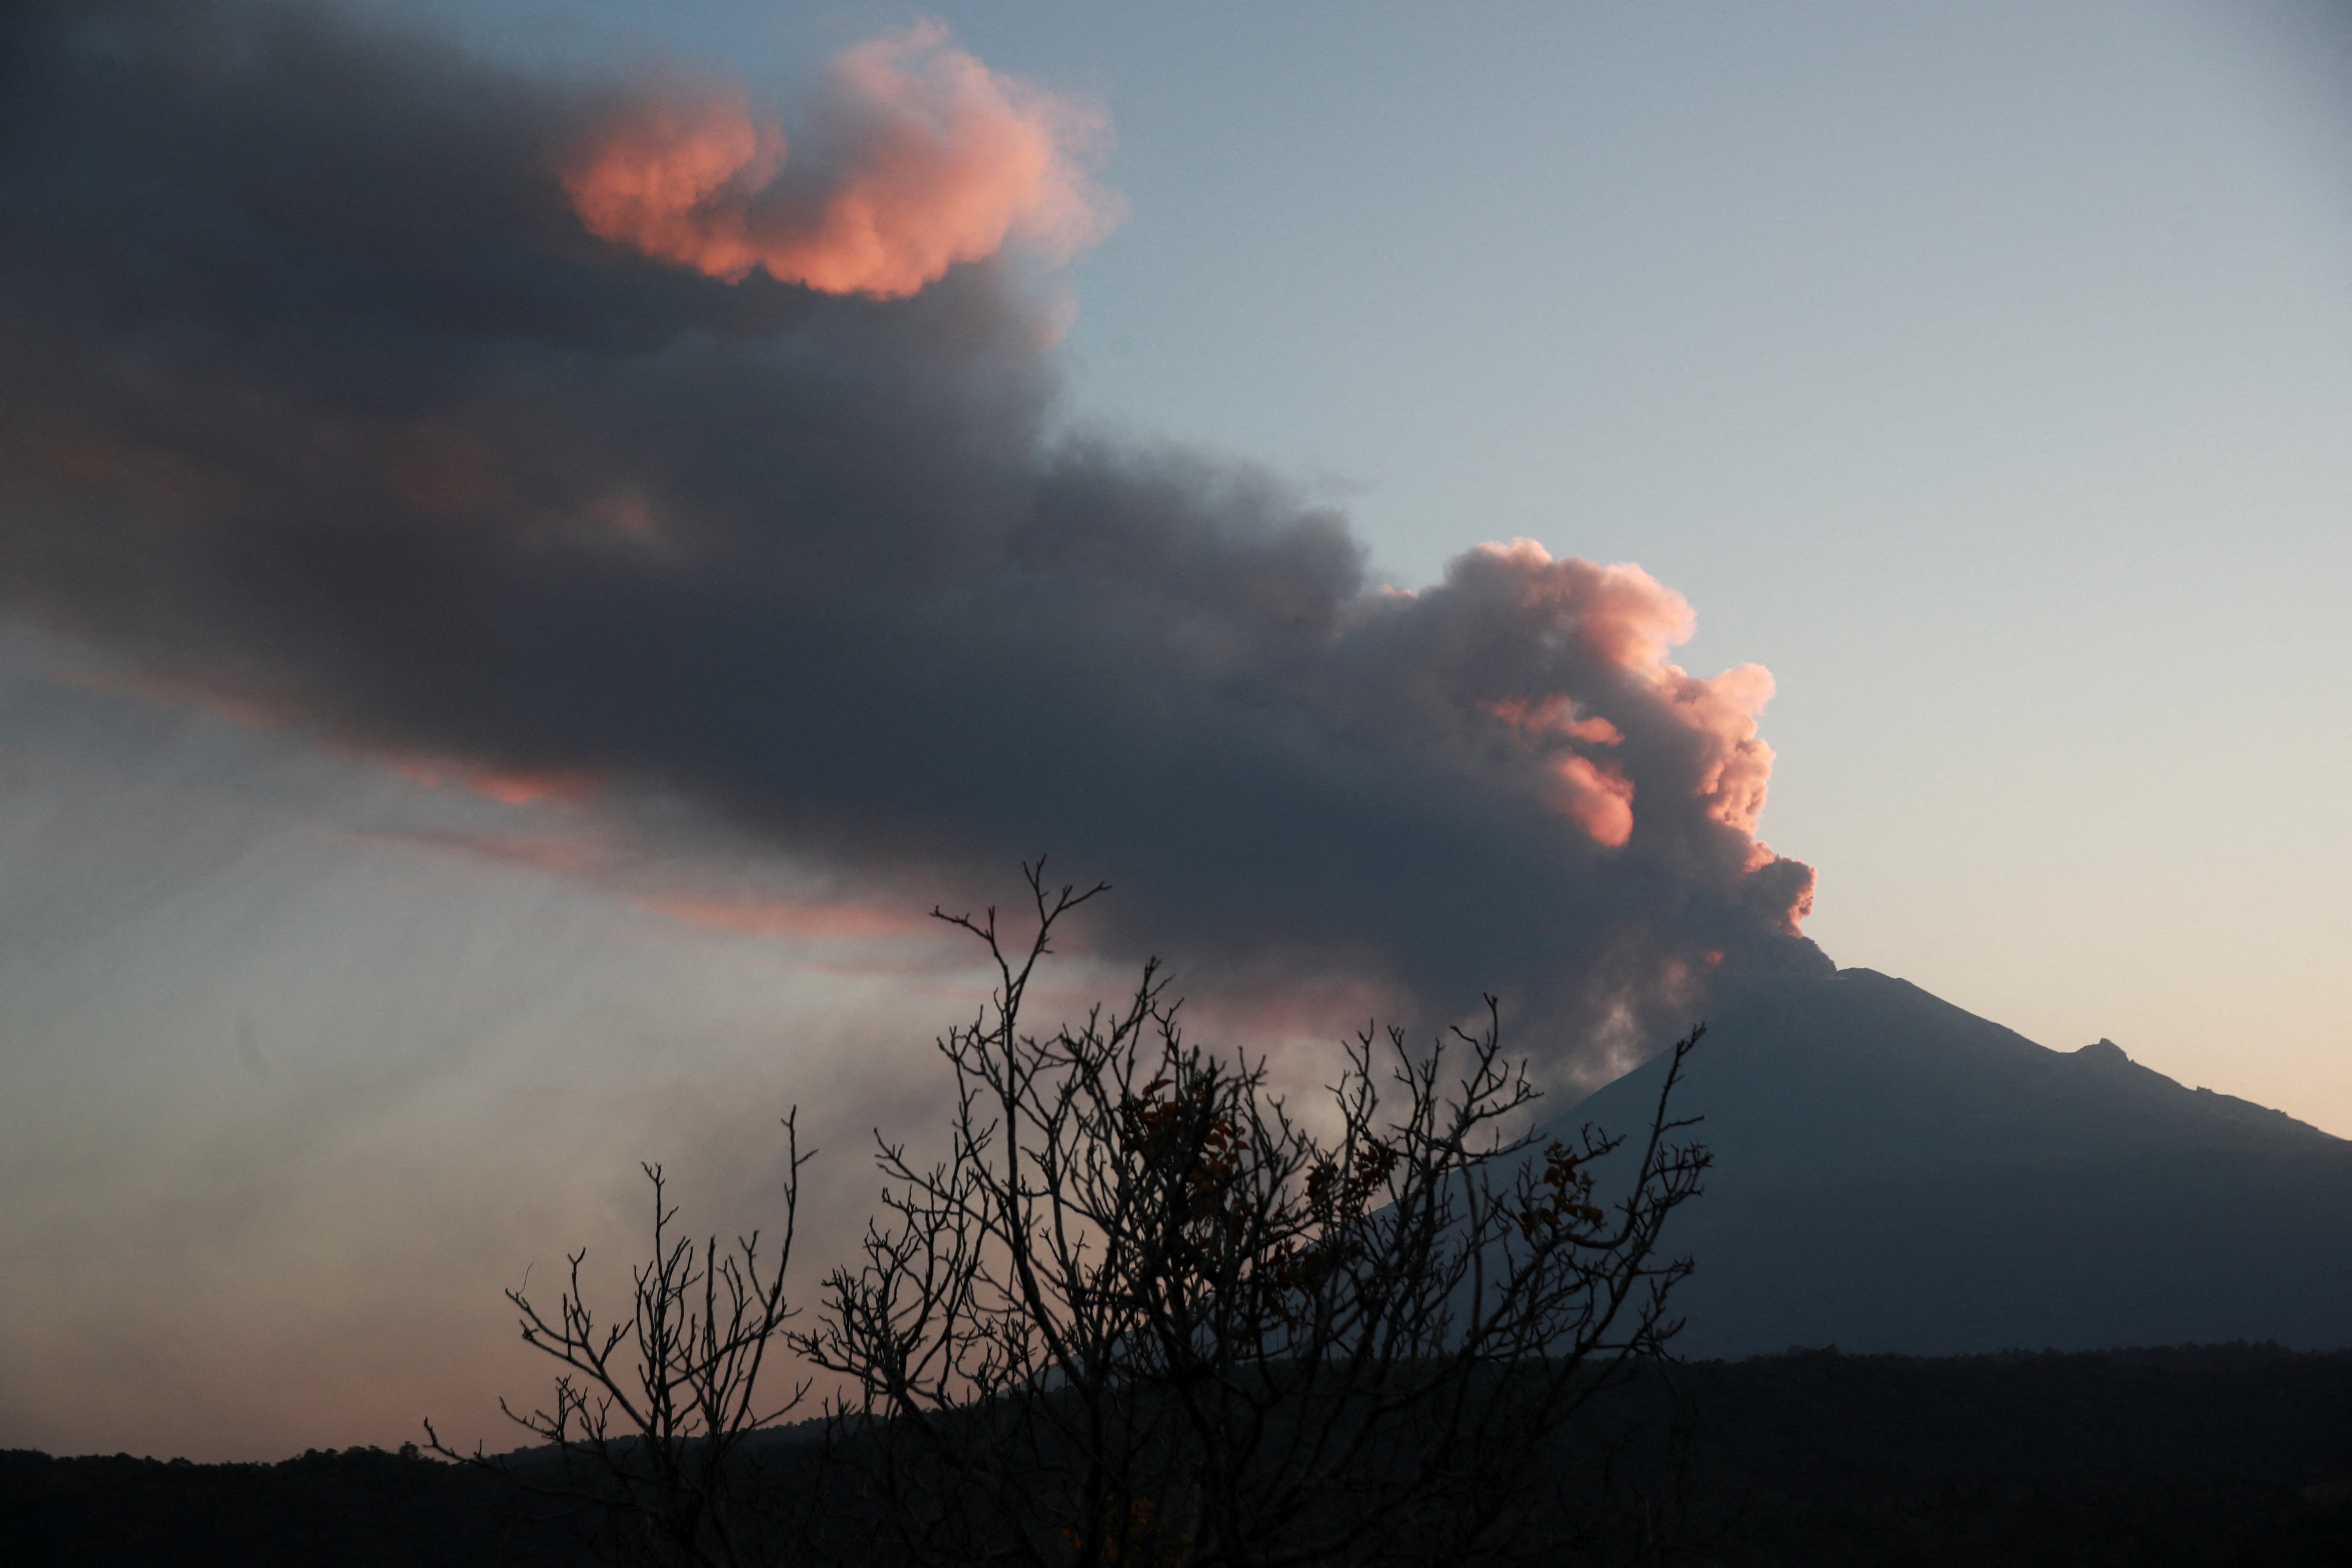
[{"x1": 2, "y1": 0, "x2": 2348, "y2": 1462}]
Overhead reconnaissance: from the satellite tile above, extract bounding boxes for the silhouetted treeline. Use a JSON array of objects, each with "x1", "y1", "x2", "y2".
[
  {"x1": 1587, "y1": 1341, "x2": 2352, "y2": 1566},
  {"x1": 6, "y1": 1344, "x2": 2347, "y2": 1566},
  {"x1": 0, "y1": 1442, "x2": 581, "y2": 1566}
]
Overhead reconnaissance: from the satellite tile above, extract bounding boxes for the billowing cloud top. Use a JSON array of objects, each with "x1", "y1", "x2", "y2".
[
  {"x1": 565, "y1": 21, "x2": 1117, "y2": 298},
  {"x1": 0, "y1": 0, "x2": 1824, "y2": 1079}
]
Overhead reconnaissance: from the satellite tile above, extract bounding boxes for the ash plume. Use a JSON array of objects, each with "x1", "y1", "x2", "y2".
[{"x1": 0, "y1": 0, "x2": 1826, "y2": 1079}]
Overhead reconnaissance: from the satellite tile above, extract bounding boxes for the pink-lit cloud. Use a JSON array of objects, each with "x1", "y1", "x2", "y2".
[
  {"x1": 632, "y1": 891, "x2": 922, "y2": 943},
  {"x1": 566, "y1": 24, "x2": 1117, "y2": 298},
  {"x1": 1550, "y1": 753, "x2": 1637, "y2": 848},
  {"x1": 1421, "y1": 542, "x2": 1812, "y2": 934},
  {"x1": 392, "y1": 760, "x2": 600, "y2": 808},
  {"x1": 1483, "y1": 695, "x2": 1625, "y2": 749},
  {"x1": 49, "y1": 671, "x2": 604, "y2": 812},
  {"x1": 52, "y1": 662, "x2": 289, "y2": 732}
]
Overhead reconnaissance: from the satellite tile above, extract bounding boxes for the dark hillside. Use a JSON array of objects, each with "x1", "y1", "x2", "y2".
[
  {"x1": 5, "y1": 1348, "x2": 2346, "y2": 1565},
  {"x1": 0, "y1": 1442, "x2": 581, "y2": 1566},
  {"x1": 1626, "y1": 1344, "x2": 2352, "y2": 1566},
  {"x1": 1567, "y1": 968, "x2": 2352, "y2": 1354}
]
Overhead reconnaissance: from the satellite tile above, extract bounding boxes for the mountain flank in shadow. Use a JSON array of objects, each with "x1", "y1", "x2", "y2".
[{"x1": 1566, "y1": 967, "x2": 2352, "y2": 1355}]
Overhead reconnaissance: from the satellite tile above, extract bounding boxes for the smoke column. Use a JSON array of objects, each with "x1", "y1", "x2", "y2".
[{"x1": 0, "y1": 0, "x2": 1825, "y2": 1080}]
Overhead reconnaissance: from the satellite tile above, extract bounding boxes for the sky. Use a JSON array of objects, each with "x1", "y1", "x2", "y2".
[{"x1": 0, "y1": 0, "x2": 2347, "y2": 1461}]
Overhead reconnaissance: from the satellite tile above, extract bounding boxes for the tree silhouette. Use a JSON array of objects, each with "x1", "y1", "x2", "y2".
[
  {"x1": 806, "y1": 866, "x2": 1709, "y2": 1566},
  {"x1": 444, "y1": 866, "x2": 1710, "y2": 1567},
  {"x1": 428, "y1": 1124, "x2": 819, "y2": 1568}
]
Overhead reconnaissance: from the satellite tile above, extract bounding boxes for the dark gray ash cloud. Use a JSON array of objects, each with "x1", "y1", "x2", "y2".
[{"x1": 0, "y1": 0, "x2": 1826, "y2": 1077}]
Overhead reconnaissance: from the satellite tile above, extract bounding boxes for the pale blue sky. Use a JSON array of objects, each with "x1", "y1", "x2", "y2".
[{"x1": 3, "y1": 0, "x2": 2348, "y2": 1459}]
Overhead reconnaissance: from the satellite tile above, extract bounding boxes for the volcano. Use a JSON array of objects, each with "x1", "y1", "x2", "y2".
[{"x1": 1563, "y1": 968, "x2": 2352, "y2": 1355}]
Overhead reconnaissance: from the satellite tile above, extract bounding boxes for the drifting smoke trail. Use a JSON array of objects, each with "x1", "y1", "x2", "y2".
[{"x1": 0, "y1": 0, "x2": 1825, "y2": 1079}]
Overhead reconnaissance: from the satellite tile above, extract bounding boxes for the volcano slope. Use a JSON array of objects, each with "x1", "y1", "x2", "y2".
[{"x1": 1563, "y1": 968, "x2": 2352, "y2": 1355}]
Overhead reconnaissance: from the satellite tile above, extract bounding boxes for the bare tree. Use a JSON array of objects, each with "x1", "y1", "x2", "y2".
[
  {"x1": 428, "y1": 1116, "x2": 818, "y2": 1568},
  {"x1": 438, "y1": 867, "x2": 1709, "y2": 1566},
  {"x1": 802, "y1": 866, "x2": 1710, "y2": 1567}
]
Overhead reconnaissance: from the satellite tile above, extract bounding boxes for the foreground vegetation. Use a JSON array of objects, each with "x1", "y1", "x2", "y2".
[
  {"x1": 7, "y1": 1344, "x2": 2349, "y2": 1566},
  {"x1": 427, "y1": 870, "x2": 1712, "y2": 1566}
]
